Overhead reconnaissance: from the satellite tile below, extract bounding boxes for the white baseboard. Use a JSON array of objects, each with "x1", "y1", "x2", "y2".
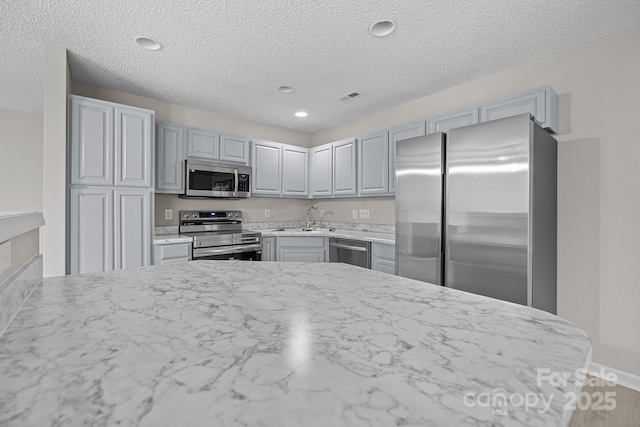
[{"x1": 589, "y1": 362, "x2": 640, "y2": 392}]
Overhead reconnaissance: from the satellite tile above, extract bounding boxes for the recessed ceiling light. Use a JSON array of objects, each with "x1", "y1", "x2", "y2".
[
  {"x1": 135, "y1": 36, "x2": 162, "y2": 51},
  {"x1": 369, "y1": 19, "x2": 396, "y2": 37},
  {"x1": 278, "y1": 85, "x2": 295, "y2": 93},
  {"x1": 295, "y1": 111, "x2": 308, "y2": 118}
]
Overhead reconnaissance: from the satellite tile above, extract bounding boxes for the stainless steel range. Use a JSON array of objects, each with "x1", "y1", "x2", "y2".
[{"x1": 179, "y1": 210, "x2": 261, "y2": 261}]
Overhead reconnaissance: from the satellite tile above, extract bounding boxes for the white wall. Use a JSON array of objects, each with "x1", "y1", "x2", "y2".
[
  {"x1": 42, "y1": 44, "x2": 71, "y2": 277},
  {"x1": 0, "y1": 109, "x2": 43, "y2": 212},
  {"x1": 313, "y1": 26, "x2": 640, "y2": 377}
]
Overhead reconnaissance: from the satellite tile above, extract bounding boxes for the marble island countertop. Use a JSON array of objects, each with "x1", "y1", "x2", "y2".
[{"x1": 0, "y1": 262, "x2": 590, "y2": 426}]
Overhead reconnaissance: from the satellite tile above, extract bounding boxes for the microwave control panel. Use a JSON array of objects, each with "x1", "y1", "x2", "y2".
[{"x1": 238, "y1": 174, "x2": 250, "y2": 192}]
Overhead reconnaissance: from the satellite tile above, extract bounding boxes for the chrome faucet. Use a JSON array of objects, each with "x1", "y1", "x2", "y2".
[{"x1": 306, "y1": 204, "x2": 318, "y2": 229}]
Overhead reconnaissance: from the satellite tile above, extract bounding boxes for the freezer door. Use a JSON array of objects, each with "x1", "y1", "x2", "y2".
[
  {"x1": 395, "y1": 133, "x2": 444, "y2": 284},
  {"x1": 445, "y1": 114, "x2": 531, "y2": 304}
]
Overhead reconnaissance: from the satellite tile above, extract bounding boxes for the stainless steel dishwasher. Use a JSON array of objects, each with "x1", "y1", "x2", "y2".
[{"x1": 329, "y1": 237, "x2": 371, "y2": 269}]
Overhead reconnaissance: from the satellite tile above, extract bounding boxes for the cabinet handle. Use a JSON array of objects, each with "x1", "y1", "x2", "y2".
[{"x1": 329, "y1": 242, "x2": 368, "y2": 252}]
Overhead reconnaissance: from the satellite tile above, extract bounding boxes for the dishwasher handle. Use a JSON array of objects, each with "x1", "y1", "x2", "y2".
[{"x1": 329, "y1": 242, "x2": 368, "y2": 252}]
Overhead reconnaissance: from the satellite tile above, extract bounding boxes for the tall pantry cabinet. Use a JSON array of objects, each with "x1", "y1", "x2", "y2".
[{"x1": 68, "y1": 95, "x2": 154, "y2": 275}]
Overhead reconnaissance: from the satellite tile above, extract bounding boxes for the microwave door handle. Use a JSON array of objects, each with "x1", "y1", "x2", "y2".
[{"x1": 234, "y1": 169, "x2": 239, "y2": 196}]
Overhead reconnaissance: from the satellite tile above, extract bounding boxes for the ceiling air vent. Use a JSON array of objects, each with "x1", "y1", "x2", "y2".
[{"x1": 339, "y1": 91, "x2": 362, "y2": 102}]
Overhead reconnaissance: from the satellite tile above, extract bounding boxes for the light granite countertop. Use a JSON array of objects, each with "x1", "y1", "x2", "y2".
[
  {"x1": 153, "y1": 229, "x2": 395, "y2": 245},
  {"x1": 0, "y1": 261, "x2": 590, "y2": 426},
  {"x1": 256, "y1": 228, "x2": 395, "y2": 244}
]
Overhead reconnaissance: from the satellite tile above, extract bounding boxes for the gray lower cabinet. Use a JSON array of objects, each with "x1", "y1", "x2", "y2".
[
  {"x1": 153, "y1": 242, "x2": 192, "y2": 265},
  {"x1": 69, "y1": 187, "x2": 152, "y2": 274},
  {"x1": 371, "y1": 242, "x2": 395, "y2": 274},
  {"x1": 276, "y1": 237, "x2": 328, "y2": 262},
  {"x1": 70, "y1": 187, "x2": 114, "y2": 274},
  {"x1": 261, "y1": 237, "x2": 276, "y2": 261},
  {"x1": 114, "y1": 189, "x2": 153, "y2": 270}
]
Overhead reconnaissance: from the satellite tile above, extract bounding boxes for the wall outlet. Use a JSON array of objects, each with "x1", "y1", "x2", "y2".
[
  {"x1": 265, "y1": 209, "x2": 271, "y2": 218},
  {"x1": 352, "y1": 209, "x2": 358, "y2": 219},
  {"x1": 0, "y1": 241, "x2": 11, "y2": 276},
  {"x1": 359, "y1": 209, "x2": 370, "y2": 219},
  {"x1": 164, "y1": 209, "x2": 173, "y2": 221}
]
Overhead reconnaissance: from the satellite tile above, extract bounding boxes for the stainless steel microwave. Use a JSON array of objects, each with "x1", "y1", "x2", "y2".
[{"x1": 183, "y1": 159, "x2": 251, "y2": 199}]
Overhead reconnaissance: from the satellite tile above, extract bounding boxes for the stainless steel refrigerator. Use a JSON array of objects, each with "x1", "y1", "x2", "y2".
[{"x1": 395, "y1": 113, "x2": 557, "y2": 313}]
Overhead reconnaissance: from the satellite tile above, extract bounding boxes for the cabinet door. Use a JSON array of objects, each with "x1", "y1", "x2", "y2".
[
  {"x1": 115, "y1": 106, "x2": 153, "y2": 188},
  {"x1": 371, "y1": 242, "x2": 396, "y2": 274},
  {"x1": 277, "y1": 237, "x2": 327, "y2": 262},
  {"x1": 70, "y1": 97, "x2": 114, "y2": 186},
  {"x1": 153, "y1": 242, "x2": 192, "y2": 265},
  {"x1": 282, "y1": 145, "x2": 309, "y2": 197},
  {"x1": 479, "y1": 86, "x2": 558, "y2": 133},
  {"x1": 69, "y1": 187, "x2": 114, "y2": 274},
  {"x1": 252, "y1": 140, "x2": 282, "y2": 195},
  {"x1": 220, "y1": 134, "x2": 250, "y2": 164},
  {"x1": 187, "y1": 128, "x2": 220, "y2": 160},
  {"x1": 156, "y1": 123, "x2": 185, "y2": 193},
  {"x1": 388, "y1": 121, "x2": 426, "y2": 194},
  {"x1": 333, "y1": 138, "x2": 357, "y2": 196},
  {"x1": 310, "y1": 144, "x2": 332, "y2": 197},
  {"x1": 114, "y1": 189, "x2": 152, "y2": 270},
  {"x1": 429, "y1": 108, "x2": 479, "y2": 134},
  {"x1": 358, "y1": 131, "x2": 389, "y2": 195},
  {"x1": 261, "y1": 237, "x2": 276, "y2": 261}
]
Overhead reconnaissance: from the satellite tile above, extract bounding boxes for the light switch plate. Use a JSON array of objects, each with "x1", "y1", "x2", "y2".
[
  {"x1": 352, "y1": 209, "x2": 358, "y2": 219},
  {"x1": 0, "y1": 241, "x2": 11, "y2": 276},
  {"x1": 164, "y1": 209, "x2": 173, "y2": 220},
  {"x1": 265, "y1": 209, "x2": 271, "y2": 218}
]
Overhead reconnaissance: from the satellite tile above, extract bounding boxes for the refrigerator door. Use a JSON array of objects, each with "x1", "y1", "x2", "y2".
[
  {"x1": 445, "y1": 114, "x2": 531, "y2": 304},
  {"x1": 395, "y1": 133, "x2": 444, "y2": 284}
]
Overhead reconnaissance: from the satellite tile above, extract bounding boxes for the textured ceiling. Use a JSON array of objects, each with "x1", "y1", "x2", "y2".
[{"x1": 2, "y1": 1, "x2": 640, "y2": 133}]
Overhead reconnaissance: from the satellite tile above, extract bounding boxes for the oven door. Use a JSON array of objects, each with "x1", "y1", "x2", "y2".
[{"x1": 193, "y1": 244, "x2": 262, "y2": 261}]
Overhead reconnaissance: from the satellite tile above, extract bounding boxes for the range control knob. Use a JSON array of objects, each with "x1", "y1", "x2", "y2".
[
  {"x1": 192, "y1": 213, "x2": 197, "y2": 218},
  {"x1": 183, "y1": 213, "x2": 189, "y2": 218},
  {"x1": 234, "y1": 212, "x2": 239, "y2": 217}
]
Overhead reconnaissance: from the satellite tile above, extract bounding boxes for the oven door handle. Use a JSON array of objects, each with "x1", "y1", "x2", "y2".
[{"x1": 193, "y1": 244, "x2": 262, "y2": 257}]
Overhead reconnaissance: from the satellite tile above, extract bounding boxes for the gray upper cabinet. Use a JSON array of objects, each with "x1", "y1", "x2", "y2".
[
  {"x1": 220, "y1": 134, "x2": 250, "y2": 164},
  {"x1": 187, "y1": 128, "x2": 219, "y2": 160},
  {"x1": 480, "y1": 85, "x2": 559, "y2": 133},
  {"x1": 388, "y1": 121, "x2": 426, "y2": 194},
  {"x1": 310, "y1": 144, "x2": 333, "y2": 197},
  {"x1": 358, "y1": 131, "x2": 389, "y2": 195},
  {"x1": 429, "y1": 108, "x2": 479, "y2": 134},
  {"x1": 69, "y1": 96, "x2": 153, "y2": 188},
  {"x1": 70, "y1": 97, "x2": 114, "y2": 186},
  {"x1": 156, "y1": 122, "x2": 186, "y2": 194},
  {"x1": 252, "y1": 140, "x2": 282, "y2": 196},
  {"x1": 332, "y1": 138, "x2": 357, "y2": 196},
  {"x1": 115, "y1": 106, "x2": 154, "y2": 188},
  {"x1": 282, "y1": 144, "x2": 309, "y2": 197}
]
